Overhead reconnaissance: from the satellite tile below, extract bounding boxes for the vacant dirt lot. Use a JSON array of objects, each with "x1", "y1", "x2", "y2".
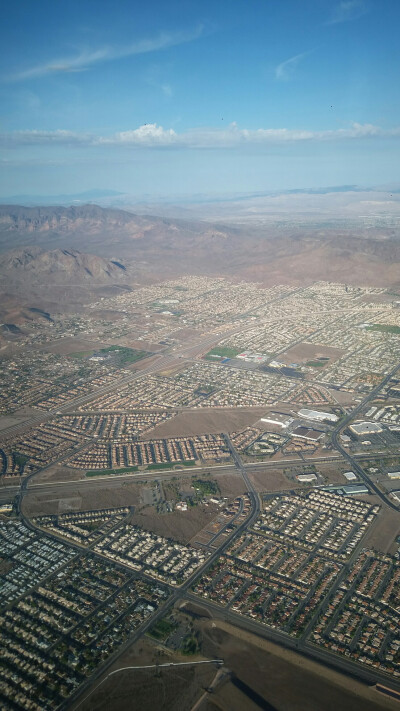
[
  {"x1": 248, "y1": 467, "x2": 298, "y2": 493},
  {"x1": 39, "y1": 338, "x2": 108, "y2": 355},
  {"x1": 121, "y1": 339, "x2": 164, "y2": 352},
  {"x1": 23, "y1": 480, "x2": 144, "y2": 517},
  {"x1": 280, "y1": 341, "x2": 346, "y2": 365},
  {"x1": 150, "y1": 408, "x2": 267, "y2": 438},
  {"x1": 168, "y1": 327, "x2": 204, "y2": 341},
  {"x1": 362, "y1": 505, "x2": 400, "y2": 554},
  {"x1": 132, "y1": 504, "x2": 222, "y2": 543},
  {"x1": 197, "y1": 618, "x2": 400, "y2": 711},
  {"x1": 0, "y1": 415, "x2": 27, "y2": 432},
  {"x1": 215, "y1": 472, "x2": 248, "y2": 497},
  {"x1": 71, "y1": 636, "x2": 215, "y2": 711},
  {"x1": 34, "y1": 464, "x2": 84, "y2": 484}
]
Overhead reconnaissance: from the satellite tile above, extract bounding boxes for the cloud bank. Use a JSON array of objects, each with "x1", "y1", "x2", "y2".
[{"x1": 2, "y1": 122, "x2": 399, "y2": 150}]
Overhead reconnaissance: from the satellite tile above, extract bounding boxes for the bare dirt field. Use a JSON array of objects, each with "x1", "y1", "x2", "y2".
[
  {"x1": 0, "y1": 414, "x2": 28, "y2": 431},
  {"x1": 328, "y1": 388, "x2": 358, "y2": 405},
  {"x1": 34, "y1": 464, "x2": 84, "y2": 484},
  {"x1": 214, "y1": 472, "x2": 247, "y2": 498},
  {"x1": 23, "y1": 480, "x2": 144, "y2": 517},
  {"x1": 120, "y1": 339, "x2": 164, "y2": 352},
  {"x1": 317, "y1": 461, "x2": 349, "y2": 484},
  {"x1": 168, "y1": 327, "x2": 204, "y2": 341},
  {"x1": 128, "y1": 353, "x2": 161, "y2": 370},
  {"x1": 150, "y1": 408, "x2": 267, "y2": 438},
  {"x1": 132, "y1": 504, "x2": 222, "y2": 543},
  {"x1": 71, "y1": 636, "x2": 216, "y2": 711},
  {"x1": 39, "y1": 338, "x2": 108, "y2": 355},
  {"x1": 280, "y1": 341, "x2": 346, "y2": 365},
  {"x1": 362, "y1": 504, "x2": 400, "y2": 554},
  {"x1": 71, "y1": 597, "x2": 400, "y2": 711},
  {"x1": 196, "y1": 618, "x2": 400, "y2": 711},
  {"x1": 248, "y1": 467, "x2": 297, "y2": 493}
]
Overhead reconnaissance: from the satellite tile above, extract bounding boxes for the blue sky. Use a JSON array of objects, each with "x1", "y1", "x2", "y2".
[{"x1": 1, "y1": 0, "x2": 399, "y2": 197}]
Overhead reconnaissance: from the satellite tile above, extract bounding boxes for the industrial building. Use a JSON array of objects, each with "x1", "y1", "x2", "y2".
[
  {"x1": 297, "y1": 473, "x2": 317, "y2": 482},
  {"x1": 298, "y1": 408, "x2": 338, "y2": 423},
  {"x1": 260, "y1": 413, "x2": 293, "y2": 429},
  {"x1": 343, "y1": 471, "x2": 357, "y2": 481},
  {"x1": 349, "y1": 421, "x2": 383, "y2": 436},
  {"x1": 342, "y1": 484, "x2": 369, "y2": 496},
  {"x1": 292, "y1": 426, "x2": 324, "y2": 441}
]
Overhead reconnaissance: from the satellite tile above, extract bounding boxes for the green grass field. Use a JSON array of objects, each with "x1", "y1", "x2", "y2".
[
  {"x1": 145, "y1": 460, "x2": 196, "y2": 471},
  {"x1": 71, "y1": 345, "x2": 150, "y2": 365},
  {"x1": 366, "y1": 324, "x2": 400, "y2": 334},
  {"x1": 204, "y1": 346, "x2": 241, "y2": 360},
  {"x1": 86, "y1": 465, "x2": 138, "y2": 477}
]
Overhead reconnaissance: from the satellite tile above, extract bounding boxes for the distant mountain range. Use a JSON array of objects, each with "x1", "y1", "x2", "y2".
[
  {"x1": 0, "y1": 202, "x2": 399, "y2": 332},
  {"x1": 1, "y1": 184, "x2": 400, "y2": 208},
  {"x1": 0, "y1": 189, "x2": 124, "y2": 206}
]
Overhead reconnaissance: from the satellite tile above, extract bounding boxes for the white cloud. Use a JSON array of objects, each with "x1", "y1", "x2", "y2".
[
  {"x1": 98, "y1": 124, "x2": 177, "y2": 146},
  {"x1": 327, "y1": 0, "x2": 369, "y2": 25},
  {"x1": 6, "y1": 25, "x2": 205, "y2": 82},
  {"x1": 275, "y1": 51, "x2": 311, "y2": 81},
  {"x1": 1, "y1": 122, "x2": 399, "y2": 150}
]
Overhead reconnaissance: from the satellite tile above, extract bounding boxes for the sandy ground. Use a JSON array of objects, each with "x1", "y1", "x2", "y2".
[
  {"x1": 248, "y1": 467, "x2": 299, "y2": 493},
  {"x1": 362, "y1": 504, "x2": 400, "y2": 554},
  {"x1": 328, "y1": 388, "x2": 358, "y2": 405},
  {"x1": 280, "y1": 341, "x2": 346, "y2": 364},
  {"x1": 133, "y1": 504, "x2": 223, "y2": 543},
  {"x1": 150, "y1": 408, "x2": 267, "y2": 438},
  {"x1": 197, "y1": 618, "x2": 400, "y2": 711},
  {"x1": 23, "y1": 480, "x2": 144, "y2": 517},
  {"x1": 317, "y1": 461, "x2": 349, "y2": 484},
  {"x1": 128, "y1": 353, "x2": 161, "y2": 370},
  {"x1": 168, "y1": 327, "x2": 204, "y2": 341},
  {"x1": 34, "y1": 464, "x2": 84, "y2": 484},
  {"x1": 120, "y1": 339, "x2": 164, "y2": 352},
  {"x1": 73, "y1": 609, "x2": 400, "y2": 711},
  {"x1": 70, "y1": 636, "x2": 216, "y2": 711},
  {"x1": 0, "y1": 414, "x2": 28, "y2": 431},
  {"x1": 215, "y1": 472, "x2": 248, "y2": 498},
  {"x1": 39, "y1": 338, "x2": 108, "y2": 355}
]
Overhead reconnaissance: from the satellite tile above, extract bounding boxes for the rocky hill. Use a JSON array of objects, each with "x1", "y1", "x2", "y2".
[
  {"x1": 0, "y1": 246, "x2": 129, "y2": 283},
  {"x1": 0, "y1": 204, "x2": 399, "y2": 293}
]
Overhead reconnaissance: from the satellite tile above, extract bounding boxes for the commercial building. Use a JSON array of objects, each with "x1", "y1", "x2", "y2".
[
  {"x1": 260, "y1": 413, "x2": 293, "y2": 429},
  {"x1": 342, "y1": 484, "x2": 369, "y2": 496},
  {"x1": 298, "y1": 408, "x2": 338, "y2": 423},
  {"x1": 343, "y1": 471, "x2": 357, "y2": 481},
  {"x1": 349, "y1": 421, "x2": 383, "y2": 436},
  {"x1": 297, "y1": 473, "x2": 318, "y2": 482},
  {"x1": 292, "y1": 426, "x2": 324, "y2": 441}
]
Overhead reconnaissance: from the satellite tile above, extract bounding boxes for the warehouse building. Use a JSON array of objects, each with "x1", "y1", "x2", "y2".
[
  {"x1": 298, "y1": 408, "x2": 338, "y2": 423},
  {"x1": 349, "y1": 421, "x2": 383, "y2": 436}
]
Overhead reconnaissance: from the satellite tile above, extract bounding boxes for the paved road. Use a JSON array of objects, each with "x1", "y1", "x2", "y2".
[
  {"x1": 331, "y1": 362, "x2": 400, "y2": 511},
  {"x1": 65, "y1": 432, "x2": 262, "y2": 709},
  {"x1": 0, "y1": 286, "x2": 306, "y2": 443}
]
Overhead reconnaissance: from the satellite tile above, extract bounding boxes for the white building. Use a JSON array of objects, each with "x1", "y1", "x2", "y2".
[
  {"x1": 350, "y1": 421, "x2": 383, "y2": 436},
  {"x1": 260, "y1": 413, "x2": 293, "y2": 429},
  {"x1": 298, "y1": 408, "x2": 338, "y2": 423}
]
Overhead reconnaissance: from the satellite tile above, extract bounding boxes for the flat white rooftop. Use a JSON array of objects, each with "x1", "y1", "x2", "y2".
[
  {"x1": 298, "y1": 408, "x2": 338, "y2": 422},
  {"x1": 350, "y1": 421, "x2": 383, "y2": 435}
]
